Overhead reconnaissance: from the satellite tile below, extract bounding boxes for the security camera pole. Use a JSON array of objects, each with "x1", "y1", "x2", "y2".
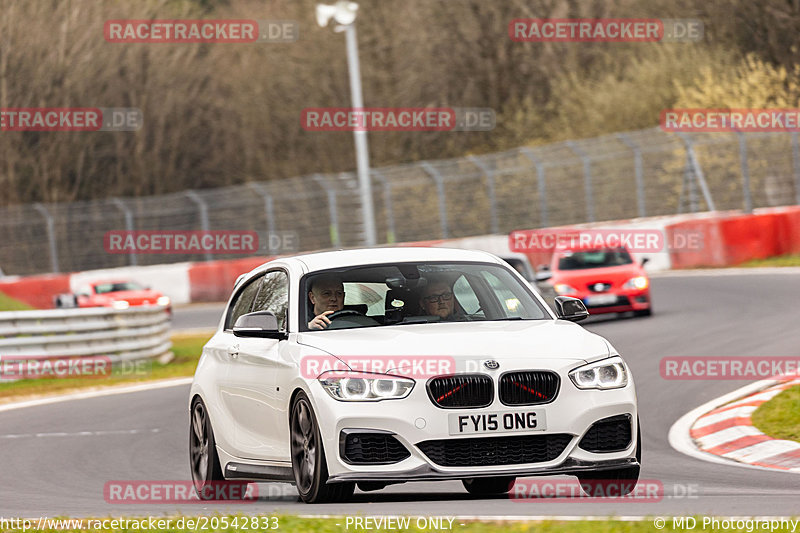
[{"x1": 316, "y1": 1, "x2": 377, "y2": 246}]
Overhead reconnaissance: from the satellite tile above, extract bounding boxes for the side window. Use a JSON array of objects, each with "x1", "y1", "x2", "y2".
[
  {"x1": 453, "y1": 276, "x2": 481, "y2": 315},
  {"x1": 483, "y1": 271, "x2": 524, "y2": 318},
  {"x1": 252, "y1": 271, "x2": 289, "y2": 330},
  {"x1": 226, "y1": 275, "x2": 263, "y2": 329}
]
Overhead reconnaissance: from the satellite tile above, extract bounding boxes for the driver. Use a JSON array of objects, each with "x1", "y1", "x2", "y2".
[{"x1": 307, "y1": 275, "x2": 345, "y2": 330}]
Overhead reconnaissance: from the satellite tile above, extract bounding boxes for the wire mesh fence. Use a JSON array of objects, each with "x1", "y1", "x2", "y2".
[{"x1": 2, "y1": 126, "x2": 800, "y2": 276}]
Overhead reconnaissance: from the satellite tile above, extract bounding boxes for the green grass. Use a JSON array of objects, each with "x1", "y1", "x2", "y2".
[
  {"x1": 0, "y1": 333, "x2": 210, "y2": 403},
  {"x1": 0, "y1": 291, "x2": 34, "y2": 311},
  {"x1": 751, "y1": 384, "x2": 800, "y2": 443},
  {"x1": 738, "y1": 254, "x2": 800, "y2": 268},
  {"x1": 8, "y1": 516, "x2": 800, "y2": 533}
]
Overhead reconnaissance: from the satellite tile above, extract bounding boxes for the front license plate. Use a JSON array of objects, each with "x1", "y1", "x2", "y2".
[
  {"x1": 448, "y1": 410, "x2": 547, "y2": 435},
  {"x1": 585, "y1": 294, "x2": 617, "y2": 306}
]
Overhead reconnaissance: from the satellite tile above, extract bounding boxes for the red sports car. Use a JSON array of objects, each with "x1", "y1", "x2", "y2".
[
  {"x1": 541, "y1": 247, "x2": 652, "y2": 317},
  {"x1": 55, "y1": 280, "x2": 171, "y2": 313}
]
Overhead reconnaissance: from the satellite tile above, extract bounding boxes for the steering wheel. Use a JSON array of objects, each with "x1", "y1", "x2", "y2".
[
  {"x1": 325, "y1": 309, "x2": 380, "y2": 330},
  {"x1": 327, "y1": 309, "x2": 363, "y2": 321}
]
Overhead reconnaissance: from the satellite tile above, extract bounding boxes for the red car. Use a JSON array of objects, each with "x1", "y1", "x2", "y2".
[
  {"x1": 540, "y1": 247, "x2": 652, "y2": 317},
  {"x1": 55, "y1": 280, "x2": 171, "y2": 313}
]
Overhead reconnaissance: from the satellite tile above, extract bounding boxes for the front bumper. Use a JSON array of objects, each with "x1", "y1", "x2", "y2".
[
  {"x1": 328, "y1": 457, "x2": 639, "y2": 483},
  {"x1": 576, "y1": 289, "x2": 651, "y2": 314},
  {"x1": 308, "y1": 367, "x2": 638, "y2": 482}
]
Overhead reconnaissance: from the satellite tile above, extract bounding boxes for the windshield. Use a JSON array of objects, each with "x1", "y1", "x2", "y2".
[
  {"x1": 301, "y1": 261, "x2": 550, "y2": 331},
  {"x1": 94, "y1": 281, "x2": 144, "y2": 294},
  {"x1": 556, "y1": 248, "x2": 633, "y2": 270}
]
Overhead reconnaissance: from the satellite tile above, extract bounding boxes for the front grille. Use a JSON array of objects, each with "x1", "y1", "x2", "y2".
[
  {"x1": 417, "y1": 434, "x2": 572, "y2": 467},
  {"x1": 499, "y1": 371, "x2": 559, "y2": 405},
  {"x1": 578, "y1": 414, "x2": 632, "y2": 453},
  {"x1": 587, "y1": 282, "x2": 612, "y2": 292},
  {"x1": 340, "y1": 431, "x2": 411, "y2": 464},
  {"x1": 427, "y1": 374, "x2": 493, "y2": 408}
]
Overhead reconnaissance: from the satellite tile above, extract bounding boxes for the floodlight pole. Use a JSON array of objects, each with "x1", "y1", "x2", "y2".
[{"x1": 343, "y1": 22, "x2": 377, "y2": 246}]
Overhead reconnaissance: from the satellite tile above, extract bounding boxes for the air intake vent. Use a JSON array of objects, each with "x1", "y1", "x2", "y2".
[
  {"x1": 340, "y1": 431, "x2": 411, "y2": 464},
  {"x1": 417, "y1": 434, "x2": 572, "y2": 466},
  {"x1": 578, "y1": 414, "x2": 632, "y2": 453}
]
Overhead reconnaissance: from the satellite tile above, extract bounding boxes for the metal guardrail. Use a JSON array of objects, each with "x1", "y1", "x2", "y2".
[
  {"x1": 0, "y1": 306, "x2": 172, "y2": 365},
  {"x1": 3, "y1": 126, "x2": 800, "y2": 275}
]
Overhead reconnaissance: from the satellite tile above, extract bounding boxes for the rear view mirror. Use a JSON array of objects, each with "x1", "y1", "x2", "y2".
[
  {"x1": 233, "y1": 311, "x2": 286, "y2": 339},
  {"x1": 640, "y1": 257, "x2": 650, "y2": 267},
  {"x1": 554, "y1": 296, "x2": 589, "y2": 322}
]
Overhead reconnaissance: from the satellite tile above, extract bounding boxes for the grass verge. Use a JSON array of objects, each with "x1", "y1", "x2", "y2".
[
  {"x1": 738, "y1": 254, "x2": 800, "y2": 268},
  {"x1": 10, "y1": 516, "x2": 800, "y2": 533},
  {"x1": 0, "y1": 332, "x2": 210, "y2": 403},
  {"x1": 751, "y1": 384, "x2": 800, "y2": 443},
  {"x1": 0, "y1": 291, "x2": 34, "y2": 311}
]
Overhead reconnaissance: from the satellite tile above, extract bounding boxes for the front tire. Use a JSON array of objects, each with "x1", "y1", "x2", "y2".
[
  {"x1": 462, "y1": 476, "x2": 516, "y2": 495},
  {"x1": 290, "y1": 391, "x2": 355, "y2": 503},
  {"x1": 189, "y1": 397, "x2": 249, "y2": 500}
]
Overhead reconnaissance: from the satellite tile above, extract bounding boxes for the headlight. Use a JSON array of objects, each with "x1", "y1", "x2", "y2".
[
  {"x1": 111, "y1": 300, "x2": 130, "y2": 309},
  {"x1": 569, "y1": 357, "x2": 628, "y2": 390},
  {"x1": 623, "y1": 276, "x2": 649, "y2": 290},
  {"x1": 554, "y1": 283, "x2": 577, "y2": 295},
  {"x1": 319, "y1": 372, "x2": 414, "y2": 401},
  {"x1": 157, "y1": 296, "x2": 171, "y2": 306}
]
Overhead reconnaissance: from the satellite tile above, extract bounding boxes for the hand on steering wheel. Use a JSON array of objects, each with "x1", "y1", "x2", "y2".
[
  {"x1": 308, "y1": 309, "x2": 363, "y2": 330},
  {"x1": 326, "y1": 309, "x2": 363, "y2": 320}
]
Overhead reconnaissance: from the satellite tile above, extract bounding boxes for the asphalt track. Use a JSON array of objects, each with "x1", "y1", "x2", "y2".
[{"x1": 2, "y1": 271, "x2": 799, "y2": 518}]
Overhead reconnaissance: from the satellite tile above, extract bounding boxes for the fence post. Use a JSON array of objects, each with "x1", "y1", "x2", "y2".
[
  {"x1": 247, "y1": 183, "x2": 277, "y2": 255},
  {"x1": 420, "y1": 161, "x2": 449, "y2": 239},
  {"x1": 677, "y1": 134, "x2": 716, "y2": 212},
  {"x1": 566, "y1": 141, "x2": 595, "y2": 222},
  {"x1": 736, "y1": 132, "x2": 753, "y2": 213},
  {"x1": 110, "y1": 198, "x2": 137, "y2": 266},
  {"x1": 519, "y1": 147, "x2": 549, "y2": 228},
  {"x1": 184, "y1": 190, "x2": 212, "y2": 262},
  {"x1": 468, "y1": 155, "x2": 499, "y2": 234},
  {"x1": 372, "y1": 169, "x2": 396, "y2": 244},
  {"x1": 792, "y1": 132, "x2": 800, "y2": 206},
  {"x1": 617, "y1": 133, "x2": 646, "y2": 218},
  {"x1": 33, "y1": 203, "x2": 59, "y2": 273},
  {"x1": 311, "y1": 174, "x2": 341, "y2": 247}
]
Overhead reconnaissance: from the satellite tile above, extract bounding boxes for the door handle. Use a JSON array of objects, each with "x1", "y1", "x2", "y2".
[{"x1": 227, "y1": 344, "x2": 239, "y2": 359}]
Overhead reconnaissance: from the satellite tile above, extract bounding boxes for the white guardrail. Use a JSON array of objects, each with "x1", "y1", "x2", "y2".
[{"x1": 0, "y1": 306, "x2": 171, "y2": 370}]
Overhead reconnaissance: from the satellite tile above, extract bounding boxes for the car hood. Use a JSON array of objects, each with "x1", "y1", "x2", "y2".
[
  {"x1": 552, "y1": 264, "x2": 644, "y2": 286},
  {"x1": 296, "y1": 320, "x2": 610, "y2": 371}
]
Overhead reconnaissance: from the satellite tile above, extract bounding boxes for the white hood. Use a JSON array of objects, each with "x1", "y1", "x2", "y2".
[{"x1": 297, "y1": 320, "x2": 610, "y2": 372}]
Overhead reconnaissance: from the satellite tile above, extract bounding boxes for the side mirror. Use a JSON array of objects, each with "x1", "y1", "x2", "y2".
[
  {"x1": 554, "y1": 296, "x2": 589, "y2": 322},
  {"x1": 233, "y1": 311, "x2": 286, "y2": 339},
  {"x1": 640, "y1": 257, "x2": 650, "y2": 267}
]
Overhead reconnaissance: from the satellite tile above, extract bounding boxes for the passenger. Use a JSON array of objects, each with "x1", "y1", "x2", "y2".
[{"x1": 418, "y1": 277, "x2": 464, "y2": 321}]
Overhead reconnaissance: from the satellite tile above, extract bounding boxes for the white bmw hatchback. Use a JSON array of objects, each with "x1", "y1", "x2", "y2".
[{"x1": 189, "y1": 247, "x2": 640, "y2": 503}]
